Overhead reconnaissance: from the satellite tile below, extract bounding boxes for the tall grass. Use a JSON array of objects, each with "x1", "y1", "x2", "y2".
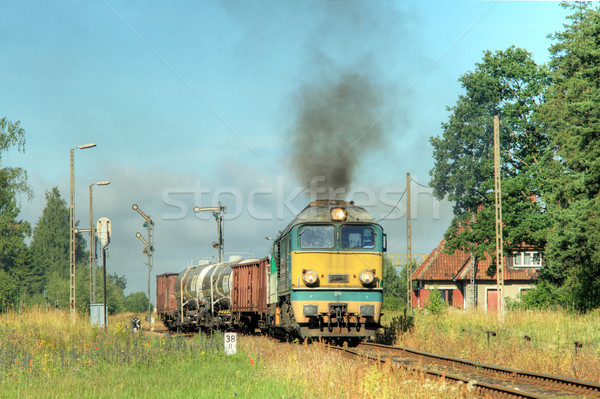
[
  {"x1": 0, "y1": 307, "x2": 472, "y2": 398},
  {"x1": 392, "y1": 308, "x2": 600, "y2": 382},
  {"x1": 9, "y1": 307, "x2": 593, "y2": 398},
  {"x1": 0, "y1": 308, "x2": 303, "y2": 398}
]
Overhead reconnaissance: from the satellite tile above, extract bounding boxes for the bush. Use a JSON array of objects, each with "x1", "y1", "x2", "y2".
[
  {"x1": 424, "y1": 286, "x2": 448, "y2": 315},
  {"x1": 375, "y1": 310, "x2": 414, "y2": 345},
  {"x1": 518, "y1": 280, "x2": 572, "y2": 310},
  {"x1": 125, "y1": 291, "x2": 152, "y2": 313},
  {"x1": 382, "y1": 296, "x2": 405, "y2": 311}
]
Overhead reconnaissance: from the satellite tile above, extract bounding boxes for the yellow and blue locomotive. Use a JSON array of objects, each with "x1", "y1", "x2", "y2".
[
  {"x1": 157, "y1": 199, "x2": 385, "y2": 345},
  {"x1": 267, "y1": 199, "x2": 385, "y2": 345}
]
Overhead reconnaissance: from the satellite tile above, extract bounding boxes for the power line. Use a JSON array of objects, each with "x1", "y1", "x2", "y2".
[
  {"x1": 378, "y1": 189, "x2": 407, "y2": 222},
  {"x1": 411, "y1": 178, "x2": 432, "y2": 189}
]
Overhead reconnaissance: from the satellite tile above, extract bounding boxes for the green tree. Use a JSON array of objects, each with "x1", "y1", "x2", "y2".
[
  {"x1": 0, "y1": 269, "x2": 20, "y2": 311},
  {"x1": 29, "y1": 187, "x2": 105, "y2": 312},
  {"x1": 30, "y1": 188, "x2": 71, "y2": 290},
  {"x1": 537, "y1": 3, "x2": 600, "y2": 310},
  {"x1": 105, "y1": 272, "x2": 126, "y2": 314},
  {"x1": 429, "y1": 47, "x2": 551, "y2": 274},
  {"x1": 397, "y1": 259, "x2": 417, "y2": 302},
  {"x1": 382, "y1": 257, "x2": 404, "y2": 310},
  {"x1": 0, "y1": 116, "x2": 33, "y2": 306},
  {"x1": 30, "y1": 188, "x2": 88, "y2": 292},
  {"x1": 125, "y1": 291, "x2": 151, "y2": 313}
]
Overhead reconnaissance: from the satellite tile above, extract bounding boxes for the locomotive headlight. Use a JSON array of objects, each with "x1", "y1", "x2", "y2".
[
  {"x1": 330, "y1": 207, "x2": 347, "y2": 221},
  {"x1": 359, "y1": 269, "x2": 375, "y2": 286},
  {"x1": 302, "y1": 269, "x2": 320, "y2": 287}
]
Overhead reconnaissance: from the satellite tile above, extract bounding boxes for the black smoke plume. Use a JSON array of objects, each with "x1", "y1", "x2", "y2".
[{"x1": 288, "y1": 70, "x2": 385, "y2": 197}]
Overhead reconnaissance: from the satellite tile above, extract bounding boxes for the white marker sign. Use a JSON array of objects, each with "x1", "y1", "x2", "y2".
[
  {"x1": 97, "y1": 217, "x2": 111, "y2": 247},
  {"x1": 224, "y1": 332, "x2": 237, "y2": 356}
]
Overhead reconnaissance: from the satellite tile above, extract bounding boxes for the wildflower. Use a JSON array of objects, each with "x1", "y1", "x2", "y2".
[{"x1": 250, "y1": 359, "x2": 254, "y2": 365}]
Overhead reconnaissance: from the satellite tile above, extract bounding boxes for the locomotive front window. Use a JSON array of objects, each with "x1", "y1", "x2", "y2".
[
  {"x1": 299, "y1": 225, "x2": 335, "y2": 249},
  {"x1": 341, "y1": 226, "x2": 375, "y2": 249}
]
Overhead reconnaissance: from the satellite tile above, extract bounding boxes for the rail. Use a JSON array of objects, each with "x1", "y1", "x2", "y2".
[{"x1": 327, "y1": 342, "x2": 600, "y2": 398}]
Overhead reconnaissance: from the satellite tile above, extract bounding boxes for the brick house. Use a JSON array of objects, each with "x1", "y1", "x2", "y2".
[{"x1": 410, "y1": 239, "x2": 541, "y2": 311}]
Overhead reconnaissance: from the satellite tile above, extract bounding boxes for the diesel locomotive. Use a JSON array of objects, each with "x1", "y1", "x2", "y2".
[{"x1": 157, "y1": 199, "x2": 386, "y2": 345}]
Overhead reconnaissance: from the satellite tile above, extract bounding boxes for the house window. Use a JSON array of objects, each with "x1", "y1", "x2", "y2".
[
  {"x1": 511, "y1": 251, "x2": 542, "y2": 268},
  {"x1": 437, "y1": 289, "x2": 453, "y2": 304}
]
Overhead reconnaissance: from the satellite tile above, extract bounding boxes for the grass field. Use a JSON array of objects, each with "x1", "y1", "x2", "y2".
[
  {"x1": 389, "y1": 308, "x2": 600, "y2": 383},
  {"x1": 2, "y1": 307, "x2": 598, "y2": 398},
  {"x1": 0, "y1": 309, "x2": 307, "y2": 399}
]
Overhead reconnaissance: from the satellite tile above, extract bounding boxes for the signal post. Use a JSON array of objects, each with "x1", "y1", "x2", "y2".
[{"x1": 133, "y1": 204, "x2": 154, "y2": 323}]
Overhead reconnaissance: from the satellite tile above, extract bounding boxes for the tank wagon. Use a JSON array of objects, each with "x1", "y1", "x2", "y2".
[{"x1": 157, "y1": 199, "x2": 386, "y2": 345}]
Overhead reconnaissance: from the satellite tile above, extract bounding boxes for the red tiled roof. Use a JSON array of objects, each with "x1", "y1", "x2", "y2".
[{"x1": 411, "y1": 239, "x2": 540, "y2": 282}]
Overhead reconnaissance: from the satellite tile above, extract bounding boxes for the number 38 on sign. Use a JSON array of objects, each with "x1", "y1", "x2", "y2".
[{"x1": 224, "y1": 332, "x2": 237, "y2": 356}]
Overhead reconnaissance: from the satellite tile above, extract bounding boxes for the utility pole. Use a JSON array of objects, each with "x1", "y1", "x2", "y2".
[
  {"x1": 406, "y1": 173, "x2": 412, "y2": 310},
  {"x1": 493, "y1": 115, "x2": 504, "y2": 317},
  {"x1": 70, "y1": 149, "x2": 75, "y2": 321},
  {"x1": 470, "y1": 215, "x2": 477, "y2": 309},
  {"x1": 133, "y1": 204, "x2": 154, "y2": 323}
]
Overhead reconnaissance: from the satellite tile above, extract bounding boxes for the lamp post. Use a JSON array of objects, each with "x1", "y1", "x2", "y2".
[
  {"x1": 89, "y1": 180, "x2": 110, "y2": 304},
  {"x1": 70, "y1": 143, "x2": 96, "y2": 322},
  {"x1": 132, "y1": 204, "x2": 154, "y2": 323}
]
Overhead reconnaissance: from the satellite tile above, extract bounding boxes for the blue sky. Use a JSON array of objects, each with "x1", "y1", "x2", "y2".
[{"x1": 0, "y1": 1, "x2": 570, "y2": 300}]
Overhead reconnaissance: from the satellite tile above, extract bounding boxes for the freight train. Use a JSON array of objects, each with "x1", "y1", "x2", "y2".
[{"x1": 156, "y1": 199, "x2": 386, "y2": 345}]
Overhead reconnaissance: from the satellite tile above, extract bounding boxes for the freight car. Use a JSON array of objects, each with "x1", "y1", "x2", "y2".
[{"x1": 157, "y1": 199, "x2": 385, "y2": 345}]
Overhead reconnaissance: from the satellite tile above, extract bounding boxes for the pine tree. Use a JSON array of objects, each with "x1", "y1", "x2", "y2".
[
  {"x1": 30, "y1": 188, "x2": 71, "y2": 283},
  {"x1": 30, "y1": 187, "x2": 91, "y2": 310},
  {"x1": 0, "y1": 116, "x2": 33, "y2": 307},
  {"x1": 538, "y1": 3, "x2": 600, "y2": 310}
]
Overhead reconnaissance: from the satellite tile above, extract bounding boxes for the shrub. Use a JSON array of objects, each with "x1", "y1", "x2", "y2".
[
  {"x1": 382, "y1": 296, "x2": 405, "y2": 311},
  {"x1": 425, "y1": 286, "x2": 448, "y2": 315},
  {"x1": 375, "y1": 309, "x2": 414, "y2": 345}
]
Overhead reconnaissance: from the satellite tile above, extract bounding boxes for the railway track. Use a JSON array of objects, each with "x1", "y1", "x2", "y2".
[
  {"x1": 328, "y1": 342, "x2": 600, "y2": 398},
  {"x1": 143, "y1": 324, "x2": 600, "y2": 398}
]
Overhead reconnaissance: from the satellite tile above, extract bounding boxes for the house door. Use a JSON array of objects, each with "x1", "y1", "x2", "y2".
[{"x1": 486, "y1": 289, "x2": 502, "y2": 312}]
